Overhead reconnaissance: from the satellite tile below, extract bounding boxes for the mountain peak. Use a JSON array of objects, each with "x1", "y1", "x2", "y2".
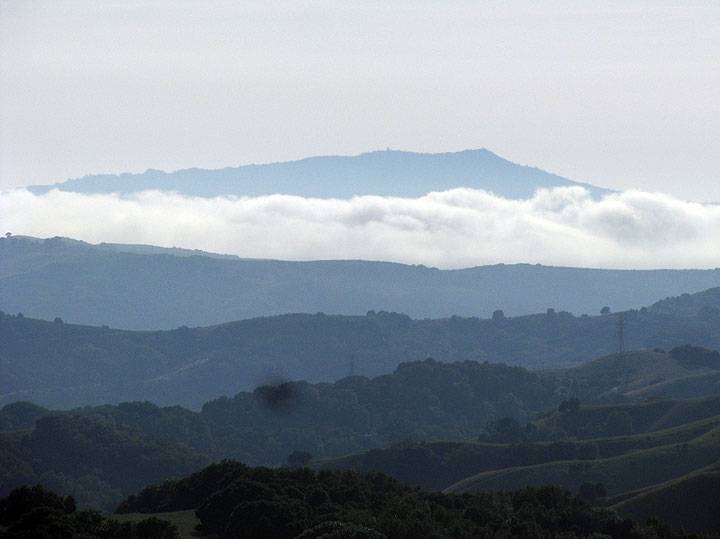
[{"x1": 27, "y1": 149, "x2": 609, "y2": 199}]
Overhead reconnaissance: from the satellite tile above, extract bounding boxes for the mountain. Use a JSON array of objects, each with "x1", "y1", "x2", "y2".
[
  {"x1": 3, "y1": 235, "x2": 720, "y2": 330},
  {"x1": 26, "y1": 149, "x2": 610, "y2": 199}
]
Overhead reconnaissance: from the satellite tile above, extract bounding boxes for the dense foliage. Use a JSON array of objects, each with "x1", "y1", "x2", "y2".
[
  {"x1": 0, "y1": 414, "x2": 206, "y2": 511},
  {"x1": 117, "y1": 460, "x2": 715, "y2": 539},
  {"x1": 0, "y1": 485, "x2": 178, "y2": 539}
]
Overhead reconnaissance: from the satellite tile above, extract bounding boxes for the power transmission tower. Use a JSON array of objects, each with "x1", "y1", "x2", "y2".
[{"x1": 617, "y1": 312, "x2": 625, "y2": 353}]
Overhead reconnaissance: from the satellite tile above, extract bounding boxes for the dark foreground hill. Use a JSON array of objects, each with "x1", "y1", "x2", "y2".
[
  {"x1": 26, "y1": 148, "x2": 609, "y2": 199},
  {"x1": 108, "y1": 461, "x2": 704, "y2": 539},
  {"x1": 4, "y1": 465, "x2": 704, "y2": 539},
  {"x1": 2, "y1": 292, "x2": 720, "y2": 408},
  {"x1": 3, "y1": 235, "x2": 720, "y2": 329}
]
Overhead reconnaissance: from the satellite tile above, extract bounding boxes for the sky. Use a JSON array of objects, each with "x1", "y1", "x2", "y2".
[{"x1": 1, "y1": 1, "x2": 719, "y2": 200}]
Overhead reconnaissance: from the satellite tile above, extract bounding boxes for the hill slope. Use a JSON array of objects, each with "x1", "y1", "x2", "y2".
[
  {"x1": 26, "y1": 149, "x2": 609, "y2": 199},
  {"x1": 446, "y1": 423, "x2": 720, "y2": 499},
  {"x1": 3, "y1": 235, "x2": 720, "y2": 330},
  {"x1": 610, "y1": 463, "x2": 720, "y2": 533},
  {"x1": 317, "y1": 401, "x2": 720, "y2": 490},
  {"x1": 2, "y1": 302, "x2": 720, "y2": 409}
]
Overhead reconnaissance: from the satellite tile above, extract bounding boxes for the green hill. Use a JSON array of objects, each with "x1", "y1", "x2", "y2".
[
  {"x1": 317, "y1": 399, "x2": 720, "y2": 491},
  {"x1": 533, "y1": 393, "x2": 720, "y2": 439},
  {"x1": 544, "y1": 348, "x2": 720, "y2": 402},
  {"x1": 445, "y1": 422, "x2": 720, "y2": 499},
  {"x1": 610, "y1": 462, "x2": 720, "y2": 533}
]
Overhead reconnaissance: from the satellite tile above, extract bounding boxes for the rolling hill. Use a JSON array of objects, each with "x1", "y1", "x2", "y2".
[
  {"x1": 315, "y1": 395, "x2": 720, "y2": 532},
  {"x1": 610, "y1": 462, "x2": 720, "y2": 533},
  {"x1": 317, "y1": 401, "x2": 720, "y2": 491},
  {"x1": 2, "y1": 300, "x2": 720, "y2": 409},
  {"x1": 3, "y1": 351, "x2": 720, "y2": 522},
  {"x1": 26, "y1": 149, "x2": 610, "y2": 199},
  {"x1": 3, "y1": 235, "x2": 720, "y2": 330}
]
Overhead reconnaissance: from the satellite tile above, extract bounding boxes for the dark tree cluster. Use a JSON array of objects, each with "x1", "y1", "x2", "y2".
[
  {"x1": 0, "y1": 485, "x2": 178, "y2": 539},
  {"x1": 116, "y1": 460, "x2": 712, "y2": 539}
]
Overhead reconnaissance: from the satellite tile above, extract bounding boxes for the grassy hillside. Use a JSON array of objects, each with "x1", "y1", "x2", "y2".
[
  {"x1": 533, "y1": 393, "x2": 720, "y2": 438},
  {"x1": 446, "y1": 423, "x2": 720, "y2": 498},
  {"x1": 317, "y1": 400, "x2": 720, "y2": 491},
  {"x1": 610, "y1": 463, "x2": 720, "y2": 533}
]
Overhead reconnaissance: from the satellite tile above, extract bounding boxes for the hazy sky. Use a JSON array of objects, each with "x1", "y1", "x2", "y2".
[{"x1": 1, "y1": 1, "x2": 719, "y2": 200}]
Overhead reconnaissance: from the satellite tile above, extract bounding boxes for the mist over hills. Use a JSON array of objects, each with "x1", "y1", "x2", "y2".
[
  {"x1": 25, "y1": 149, "x2": 609, "y2": 199},
  {"x1": 2, "y1": 235, "x2": 720, "y2": 330}
]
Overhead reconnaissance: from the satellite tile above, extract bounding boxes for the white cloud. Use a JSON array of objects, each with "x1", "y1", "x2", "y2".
[{"x1": 1, "y1": 187, "x2": 719, "y2": 269}]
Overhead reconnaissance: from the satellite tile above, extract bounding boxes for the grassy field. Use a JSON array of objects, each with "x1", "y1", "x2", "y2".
[{"x1": 445, "y1": 425, "x2": 720, "y2": 496}]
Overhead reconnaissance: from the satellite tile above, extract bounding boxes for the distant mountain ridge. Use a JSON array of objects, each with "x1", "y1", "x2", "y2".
[
  {"x1": 26, "y1": 149, "x2": 610, "y2": 199},
  {"x1": 1, "y1": 235, "x2": 719, "y2": 330}
]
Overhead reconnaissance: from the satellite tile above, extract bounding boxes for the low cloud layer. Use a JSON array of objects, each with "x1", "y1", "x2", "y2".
[{"x1": 2, "y1": 187, "x2": 719, "y2": 269}]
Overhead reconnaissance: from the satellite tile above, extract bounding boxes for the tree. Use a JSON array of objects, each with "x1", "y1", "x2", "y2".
[
  {"x1": 600, "y1": 306, "x2": 611, "y2": 315},
  {"x1": 492, "y1": 309, "x2": 505, "y2": 321}
]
